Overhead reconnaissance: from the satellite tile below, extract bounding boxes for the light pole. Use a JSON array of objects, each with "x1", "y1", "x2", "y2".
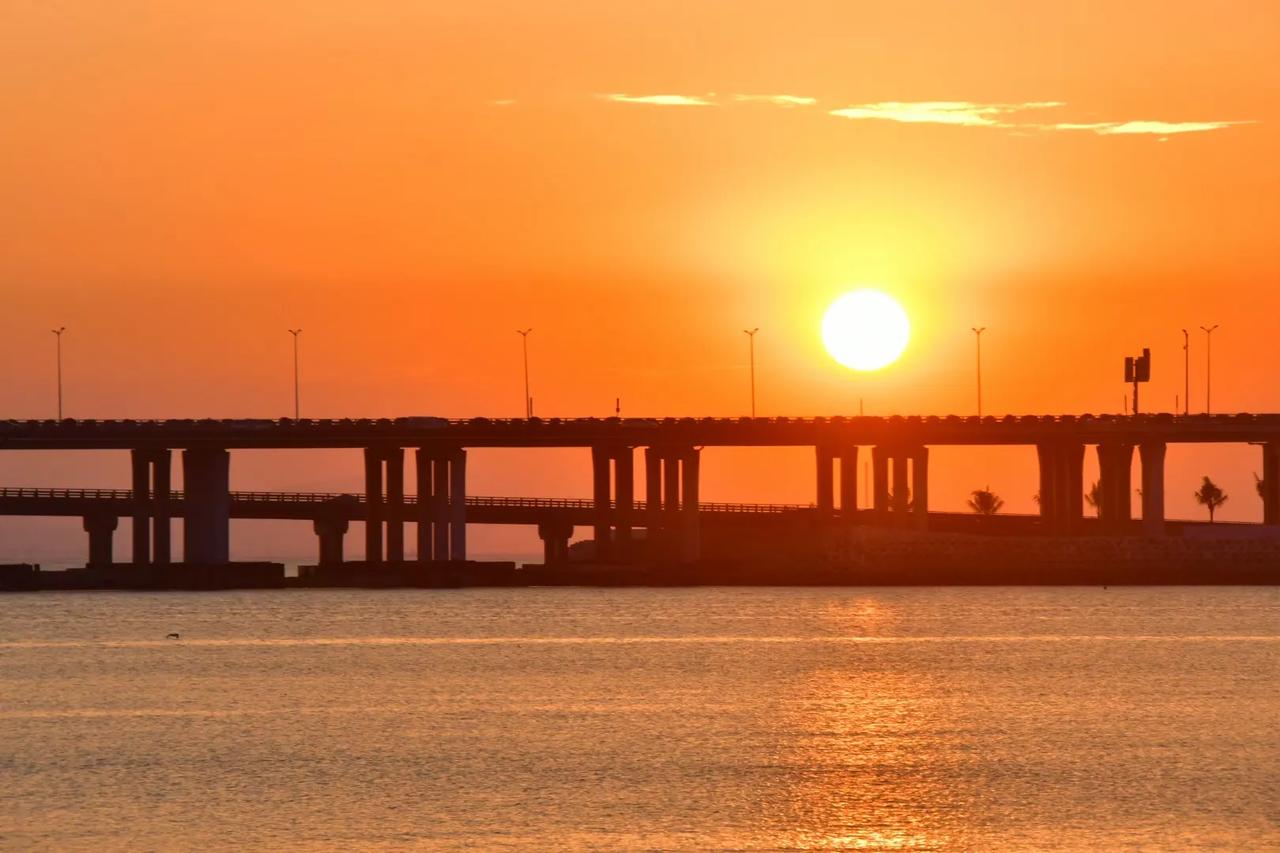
[
  {"x1": 743, "y1": 328, "x2": 759, "y2": 417},
  {"x1": 971, "y1": 327, "x2": 986, "y2": 417},
  {"x1": 1181, "y1": 328, "x2": 1189, "y2": 416},
  {"x1": 287, "y1": 329, "x2": 302, "y2": 419},
  {"x1": 52, "y1": 327, "x2": 66, "y2": 419},
  {"x1": 517, "y1": 328, "x2": 533, "y2": 418},
  {"x1": 1200, "y1": 324, "x2": 1218, "y2": 414}
]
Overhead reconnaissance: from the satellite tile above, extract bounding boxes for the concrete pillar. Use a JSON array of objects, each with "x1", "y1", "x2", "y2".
[
  {"x1": 911, "y1": 447, "x2": 929, "y2": 530},
  {"x1": 313, "y1": 517, "x2": 349, "y2": 566},
  {"x1": 872, "y1": 446, "x2": 890, "y2": 519},
  {"x1": 152, "y1": 450, "x2": 172, "y2": 565},
  {"x1": 1036, "y1": 444, "x2": 1057, "y2": 526},
  {"x1": 1057, "y1": 442, "x2": 1085, "y2": 536},
  {"x1": 1097, "y1": 442, "x2": 1134, "y2": 533},
  {"x1": 614, "y1": 448, "x2": 634, "y2": 557},
  {"x1": 891, "y1": 453, "x2": 909, "y2": 525},
  {"x1": 538, "y1": 521, "x2": 573, "y2": 565},
  {"x1": 1139, "y1": 441, "x2": 1166, "y2": 536},
  {"x1": 1262, "y1": 443, "x2": 1280, "y2": 526},
  {"x1": 385, "y1": 447, "x2": 405, "y2": 562},
  {"x1": 415, "y1": 450, "x2": 433, "y2": 561},
  {"x1": 644, "y1": 447, "x2": 662, "y2": 552},
  {"x1": 838, "y1": 447, "x2": 858, "y2": 516},
  {"x1": 591, "y1": 446, "x2": 613, "y2": 561},
  {"x1": 430, "y1": 455, "x2": 449, "y2": 560},
  {"x1": 182, "y1": 448, "x2": 231, "y2": 564},
  {"x1": 130, "y1": 449, "x2": 151, "y2": 565},
  {"x1": 363, "y1": 448, "x2": 384, "y2": 563},
  {"x1": 815, "y1": 446, "x2": 835, "y2": 516},
  {"x1": 664, "y1": 452, "x2": 681, "y2": 558},
  {"x1": 83, "y1": 514, "x2": 118, "y2": 566},
  {"x1": 449, "y1": 449, "x2": 467, "y2": 561},
  {"x1": 681, "y1": 448, "x2": 701, "y2": 563}
]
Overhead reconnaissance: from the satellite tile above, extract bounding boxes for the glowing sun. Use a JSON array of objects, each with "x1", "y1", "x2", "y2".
[{"x1": 821, "y1": 289, "x2": 910, "y2": 371}]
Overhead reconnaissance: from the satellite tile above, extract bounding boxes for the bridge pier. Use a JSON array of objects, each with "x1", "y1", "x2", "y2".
[
  {"x1": 385, "y1": 447, "x2": 405, "y2": 562},
  {"x1": 1262, "y1": 443, "x2": 1280, "y2": 525},
  {"x1": 869, "y1": 447, "x2": 921, "y2": 527},
  {"x1": 910, "y1": 446, "x2": 929, "y2": 530},
  {"x1": 415, "y1": 447, "x2": 466, "y2": 561},
  {"x1": 364, "y1": 448, "x2": 385, "y2": 562},
  {"x1": 183, "y1": 448, "x2": 231, "y2": 563},
  {"x1": 642, "y1": 446, "x2": 700, "y2": 562},
  {"x1": 1037, "y1": 442, "x2": 1085, "y2": 535},
  {"x1": 1096, "y1": 442, "x2": 1134, "y2": 534},
  {"x1": 130, "y1": 448, "x2": 172, "y2": 565},
  {"x1": 871, "y1": 447, "x2": 889, "y2": 518},
  {"x1": 538, "y1": 521, "x2": 574, "y2": 565},
  {"x1": 1138, "y1": 440, "x2": 1166, "y2": 535},
  {"x1": 83, "y1": 513, "x2": 117, "y2": 566},
  {"x1": 816, "y1": 446, "x2": 859, "y2": 519},
  {"x1": 591, "y1": 446, "x2": 636, "y2": 561},
  {"x1": 313, "y1": 516, "x2": 349, "y2": 566}
]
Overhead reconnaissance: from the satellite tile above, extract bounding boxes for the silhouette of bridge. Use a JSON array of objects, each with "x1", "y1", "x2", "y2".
[{"x1": 4, "y1": 414, "x2": 1280, "y2": 570}]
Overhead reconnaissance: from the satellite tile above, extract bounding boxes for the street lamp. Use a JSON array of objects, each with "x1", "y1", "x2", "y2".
[
  {"x1": 51, "y1": 327, "x2": 66, "y2": 419},
  {"x1": 1200, "y1": 324, "x2": 1219, "y2": 414},
  {"x1": 743, "y1": 328, "x2": 759, "y2": 417},
  {"x1": 1180, "y1": 329, "x2": 1189, "y2": 416},
  {"x1": 517, "y1": 328, "x2": 533, "y2": 418},
  {"x1": 287, "y1": 329, "x2": 302, "y2": 419},
  {"x1": 971, "y1": 327, "x2": 986, "y2": 417}
]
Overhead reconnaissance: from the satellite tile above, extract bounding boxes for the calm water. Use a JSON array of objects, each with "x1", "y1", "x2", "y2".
[{"x1": 1, "y1": 587, "x2": 1277, "y2": 851}]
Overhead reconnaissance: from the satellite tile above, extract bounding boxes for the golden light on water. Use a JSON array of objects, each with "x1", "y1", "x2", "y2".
[{"x1": 821, "y1": 290, "x2": 911, "y2": 372}]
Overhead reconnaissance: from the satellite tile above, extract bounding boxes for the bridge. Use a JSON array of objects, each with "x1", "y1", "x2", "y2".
[{"x1": 4, "y1": 414, "x2": 1280, "y2": 569}]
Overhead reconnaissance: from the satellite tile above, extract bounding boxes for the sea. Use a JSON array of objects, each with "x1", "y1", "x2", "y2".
[{"x1": 1, "y1": 586, "x2": 1277, "y2": 851}]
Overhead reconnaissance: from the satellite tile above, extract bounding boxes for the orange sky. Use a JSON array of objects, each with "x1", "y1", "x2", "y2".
[{"x1": 2, "y1": 2, "x2": 1279, "y2": 559}]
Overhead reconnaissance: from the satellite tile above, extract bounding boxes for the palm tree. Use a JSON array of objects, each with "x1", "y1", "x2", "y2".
[
  {"x1": 1193, "y1": 476, "x2": 1228, "y2": 523},
  {"x1": 1084, "y1": 480, "x2": 1102, "y2": 517},
  {"x1": 967, "y1": 486, "x2": 1004, "y2": 515}
]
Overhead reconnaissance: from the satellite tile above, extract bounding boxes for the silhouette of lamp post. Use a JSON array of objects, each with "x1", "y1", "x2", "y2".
[
  {"x1": 288, "y1": 329, "x2": 302, "y2": 419},
  {"x1": 971, "y1": 327, "x2": 986, "y2": 417},
  {"x1": 52, "y1": 327, "x2": 66, "y2": 419},
  {"x1": 517, "y1": 328, "x2": 533, "y2": 418},
  {"x1": 1200, "y1": 324, "x2": 1218, "y2": 414},
  {"x1": 743, "y1": 328, "x2": 759, "y2": 417}
]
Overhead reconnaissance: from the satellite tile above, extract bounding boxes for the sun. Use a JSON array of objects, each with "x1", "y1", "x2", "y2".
[{"x1": 821, "y1": 289, "x2": 910, "y2": 371}]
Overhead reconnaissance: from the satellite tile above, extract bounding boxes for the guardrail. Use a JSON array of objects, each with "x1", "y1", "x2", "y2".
[{"x1": 0, "y1": 487, "x2": 804, "y2": 515}]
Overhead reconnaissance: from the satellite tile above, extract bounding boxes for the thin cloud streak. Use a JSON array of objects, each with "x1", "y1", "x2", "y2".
[
  {"x1": 829, "y1": 101, "x2": 1064, "y2": 127},
  {"x1": 732, "y1": 94, "x2": 817, "y2": 106},
  {"x1": 600, "y1": 93, "x2": 716, "y2": 106},
  {"x1": 1048, "y1": 120, "x2": 1255, "y2": 135}
]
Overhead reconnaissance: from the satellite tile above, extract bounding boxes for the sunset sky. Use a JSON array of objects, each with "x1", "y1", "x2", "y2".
[{"x1": 3, "y1": 2, "x2": 1278, "y2": 559}]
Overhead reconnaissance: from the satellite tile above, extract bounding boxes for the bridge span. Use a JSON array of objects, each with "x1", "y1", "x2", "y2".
[{"x1": 4, "y1": 414, "x2": 1280, "y2": 569}]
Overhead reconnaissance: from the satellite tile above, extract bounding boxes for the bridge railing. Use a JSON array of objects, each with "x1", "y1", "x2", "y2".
[{"x1": 0, "y1": 487, "x2": 807, "y2": 514}]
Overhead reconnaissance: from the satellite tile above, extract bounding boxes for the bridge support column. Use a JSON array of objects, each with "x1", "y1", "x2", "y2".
[
  {"x1": 449, "y1": 449, "x2": 467, "y2": 561},
  {"x1": 415, "y1": 447, "x2": 466, "y2": 562},
  {"x1": 130, "y1": 449, "x2": 171, "y2": 565},
  {"x1": 1139, "y1": 441, "x2": 1166, "y2": 536},
  {"x1": 1036, "y1": 444, "x2": 1057, "y2": 527},
  {"x1": 538, "y1": 521, "x2": 574, "y2": 566},
  {"x1": 1097, "y1": 442, "x2": 1134, "y2": 534},
  {"x1": 591, "y1": 446, "x2": 614, "y2": 560},
  {"x1": 911, "y1": 447, "x2": 929, "y2": 530},
  {"x1": 871, "y1": 446, "x2": 890, "y2": 520},
  {"x1": 680, "y1": 448, "x2": 701, "y2": 563},
  {"x1": 83, "y1": 513, "x2": 117, "y2": 566},
  {"x1": 815, "y1": 446, "x2": 835, "y2": 516},
  {"x1": 1262, "y1": 443, "x2": 1280, "y2": 526},
  {"x1": 590, "y1": 446, "x2": 635, "y2": 562},
  {"x1": 645, "y1": 447, "x2": 662, "y2": 554},
  {"x1": 313, "y1": 517, "x2": 349, "y2": 566},
  {"x1": 182, "y1": 448, "x2": 230, "y2": 564},
  {"x1": 363, "y1": 448, "x2": 385, "y2": 563},
  {"x1": 385, "y1": 448, "x2": 405, "y2": 562},
  {"x1": 614, "y1": 448, "x2": 634, "y2": 559},
  {"x1": 1038, "y1": 442, "x2": 1084, "y2": 535},
  {"x1": 663, "y1": 451, "x2": 681, "y2": 558},
  {"x1": 839, "y1": 447, "x2": 859, "y2": 519},
  {"x1": 891, "y1": 452, "x2": 910, "y2": 527}
]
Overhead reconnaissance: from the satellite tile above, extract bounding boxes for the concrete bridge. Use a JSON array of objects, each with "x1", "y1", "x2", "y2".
[{"x1": 4, "y1": 414, "x2": 1280, "y2": 568}]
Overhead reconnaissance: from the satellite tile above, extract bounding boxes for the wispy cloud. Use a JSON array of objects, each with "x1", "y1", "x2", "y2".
[
  {"x1": 732, "y1": 94, "x2": 817, "y2": 107},
  {"x1": 1046, "y1": 120, "x2": 1254, "y2": 136},
  {"x1": 829, "y1": 101, "x2": 1063, "y2": 127},
  {"x1": 600, "y1": 93, "x2": 716, "y2": 107}
]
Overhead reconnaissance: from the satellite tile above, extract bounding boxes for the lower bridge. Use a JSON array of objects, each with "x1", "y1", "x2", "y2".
[{"x1": 0, "y1": 487, "x2": 812, "y2": 567}]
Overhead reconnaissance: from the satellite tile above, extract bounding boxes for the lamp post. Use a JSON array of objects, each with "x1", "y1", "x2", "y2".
[
  {"x1": 1200, "y1": 324, "x2": 1219, "y2": 414},
  {"x1": 1181, "y1": 328, "x2": 1189, "y2": 416},
  {"x1": 517, "y1": 328, "x2": 533, "y2": 418},
  {"x1": 971, "y1": 327, "x2": 986, "y2": 417},
  {"x1": 51, "y1": 327, "x2": 66, "y2": 419},
  {"x1": 287, "y1": 329, "x2": 302, "y2": 419},
  {"x1": 743, "y1": 328, "x2": 759, "y2": 417}
]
